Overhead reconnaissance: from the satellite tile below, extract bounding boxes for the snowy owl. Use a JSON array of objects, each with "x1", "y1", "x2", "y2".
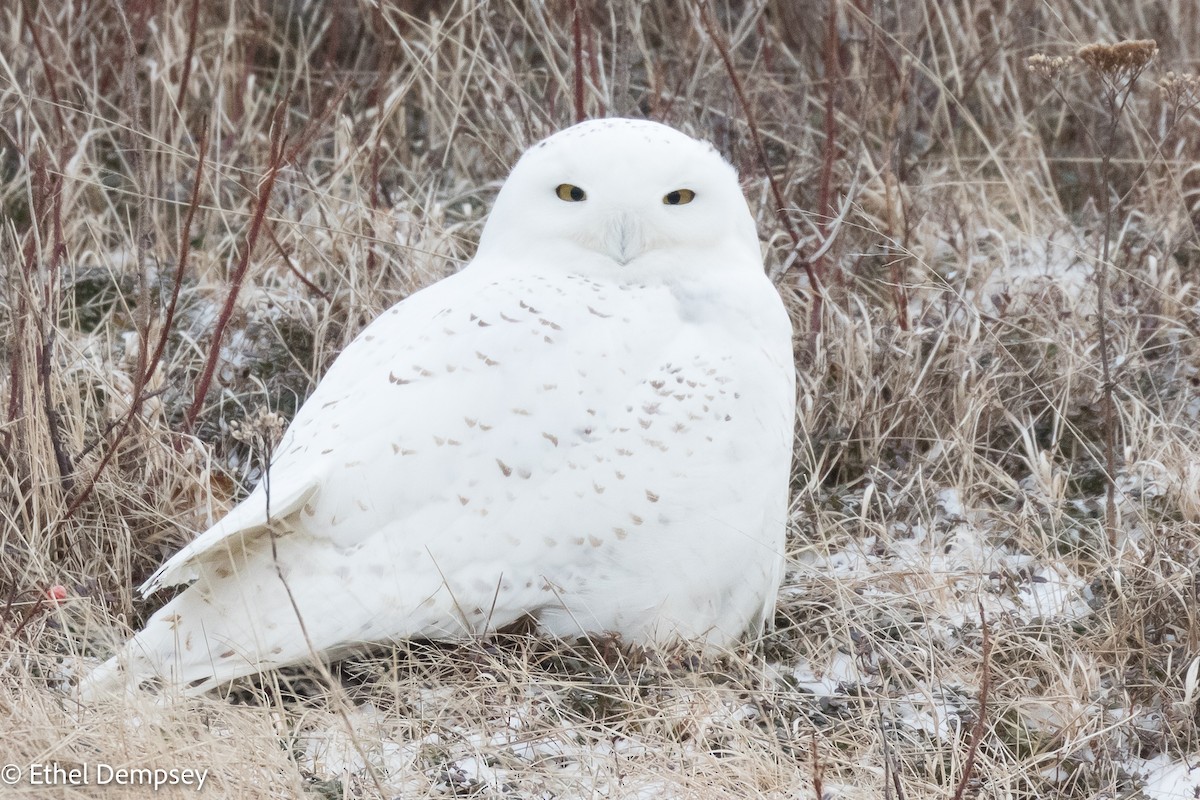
[{"x1": 81, "y1": 118, "x2": 795, "y2": 699}]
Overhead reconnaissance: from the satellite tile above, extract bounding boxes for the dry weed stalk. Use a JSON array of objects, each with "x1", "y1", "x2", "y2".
[
  {"x1": 1075, "y1": 40, "x2": 1158, "y2": 77},
  {"x1": 1026, "y1": 54, "x2": 1073, "y2": 81},
  {"x1": 1078, "y1": 40, "x2": 1155, "y2": 548},
  {"x1": 228, "y1": 407, "x2": 284, "y2": 471},
  {"x1": 951, "y1": 607, "x2": 991, "y2": 800},
  {"x1": 1028, "y1": 40, "x2": 1158, "y2": 547},
  {"x1": 697, "y1": 1, "x2": 826, "y2": 336}
]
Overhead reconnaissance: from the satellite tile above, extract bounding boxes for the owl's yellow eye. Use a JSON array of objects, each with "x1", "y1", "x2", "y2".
[
  {"x1": 663, "y1": 189, "x2": 696, "y2": 205},
  {"x1": 556, "y1": 183, "x2": 586, "y2": 202}
]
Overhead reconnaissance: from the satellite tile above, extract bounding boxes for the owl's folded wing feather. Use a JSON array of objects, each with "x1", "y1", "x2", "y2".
[
  {"x1": 138, "y1": 269, "x2": 480, "y2": 596},
  {"x1": 140, "y1": 477, "x2": 321, "y2": 594}
]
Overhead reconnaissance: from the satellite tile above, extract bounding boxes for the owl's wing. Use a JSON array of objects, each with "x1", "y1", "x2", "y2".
[
  {"x1": 139, "y1": 478, "x2": 320, "y2": 593},
  {"x1": 140, "y1": 268, "x2": 480, "y2": 594},
  {"x1": 141, "y1": 264, "x2": 665, "y2": 595}
]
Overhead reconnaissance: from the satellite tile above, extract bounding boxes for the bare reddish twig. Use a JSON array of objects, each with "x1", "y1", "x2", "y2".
[
  {"x1": 0, "y1": 589, "x2": 50, "y2": 646},
  {"x1": 175, "y1": 0, "x2": 202, "y2": 112},
  {"x1": 37, "y1": 157, "x2": 72, "y2": 492},
  {"x1": 183, "y1": 104, "x2": 290, "y2": 433},
  {"x1": 178, "y1": 85, "x2": 338, "y2": 433},
  {"x1": 3, "y1": 291, "x2": 25, "y2": 430},
  {"x1": 951, "y1": 606, "x2": 991, "y2": 800},
  {"x1": 584, "y1": 12, "x2": 605, "y2": 117},
  {"x1": 696, "y1": 3, "x2": 824, "y2": 318},
  {"x1": 810, "y1": 729, "x2": 825, "y2": 800},
  {"x1": 151, "y1": 122, "x2": 210, "y2": 385},
  {"x1": 265, "y1": 223, "x2": 331, "y2": 301},
  {"x1": 571, "y1": 0, "x2": 586, "y2": 122},
  {"x1": 810, "y1": 0, "x2": 841, "y2": 332},
  {"x1": 19, "y1": 0, "x2": 67, "y2": 134},
  {"x1": 14, "y1": 3, "x2": 73, "y2": 486}
]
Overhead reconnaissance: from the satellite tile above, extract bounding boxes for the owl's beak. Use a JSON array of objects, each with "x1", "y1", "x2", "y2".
[{"x1": 604, "y1": 211, "x2": 645, "y2": 265}]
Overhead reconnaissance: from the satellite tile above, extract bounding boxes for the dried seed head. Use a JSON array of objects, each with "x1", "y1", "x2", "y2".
[
  {"x1": 1027, "y1": 53, "x2": 1073, "y2": 81},
  {"x1": 1075, "y1": 40, "x2": 1157, "y2": 76},
  {"x1": 1160, "y1": 71, "x2": 1200, "y2": 108},
  {"x1": 230, "y1": 406, "x2": 285, "y2": 450}
]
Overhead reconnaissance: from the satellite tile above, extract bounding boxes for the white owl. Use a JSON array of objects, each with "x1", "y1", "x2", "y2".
[{"x1": 81, "y1": 119, "x2": 795, "y2": 699}]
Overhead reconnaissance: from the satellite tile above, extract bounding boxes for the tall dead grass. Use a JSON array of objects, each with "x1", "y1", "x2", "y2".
[{"x1": 3, "y1": 1, "x2": 1200, "y2": 797}]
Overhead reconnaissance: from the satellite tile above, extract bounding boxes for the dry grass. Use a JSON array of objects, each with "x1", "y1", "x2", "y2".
[{"x1": 3, "y1": 1, "x2": 1200, "y2": 797}]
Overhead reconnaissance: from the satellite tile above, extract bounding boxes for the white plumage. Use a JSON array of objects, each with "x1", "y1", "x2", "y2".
[{"x1": 81, "y1": 119, "x2": 795, "y2": 699}]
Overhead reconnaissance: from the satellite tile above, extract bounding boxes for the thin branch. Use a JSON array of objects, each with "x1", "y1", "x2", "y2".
[
  {"x1": 58, "y1": 125, "x2": 210, "y2": 524},
  {"x1": 810, "y1": 729, "x2": 825, "y2": 800},
  {"x1": 183, "y1": 104, "x2": 290, "y2": 433},
  {"x1": 175, "y1": 0, "x2": 203, "y2": 112},
  {"x1": 812, "y1": 0, "x2": 841, "y2": 317},
  {"x1": 696, "y1": 2, "x2": 824, "y2": 308},
  {"x1": 19, "y1": 0, "x2": 67, "y2": 135},
  {"x1": 571, "y1": 0, "x2": 586, "y2": 122},
  {"x1": 150, "y1": 122, "x2": 210, "y2": 383},
  {"x1": 37, "y1": 156, "x2": 72, "y2": 492},
  {"x1": 951, "y1": 606, "x2": 991, "y2": 800}
]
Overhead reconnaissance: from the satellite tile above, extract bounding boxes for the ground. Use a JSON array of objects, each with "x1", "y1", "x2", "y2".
[{"x1": 3, "y1": 1, "x2": 1200, "y2": 798}]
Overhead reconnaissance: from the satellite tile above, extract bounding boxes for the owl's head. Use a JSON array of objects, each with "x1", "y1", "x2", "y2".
[{"x1": 476, "y1": 119, "x2": 762, "y2": 275}]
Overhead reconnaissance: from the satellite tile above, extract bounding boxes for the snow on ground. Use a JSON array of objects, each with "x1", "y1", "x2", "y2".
[
  {"x1": 293, "y1": 689, "x2": 715, "y2": 798},
  {"x1": 794, "y1": 485, "x2": 1092, "y2": 632},
  {"x1": 782, "y1": 480, "x2": 1200, "y2": 795},
  {"x1": 1132, "y1": 755, "x2": 1200, "y2": 800},
  {"x1": 962, "y1": 227, "x2": 1095, "y2": 316}
]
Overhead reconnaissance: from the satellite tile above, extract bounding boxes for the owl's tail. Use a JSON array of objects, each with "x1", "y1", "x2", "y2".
[
  {"x1": 76, "y1": 588, "x2": 277, "y2": 702},
  {"x1": 76, "y1": 615, "x2": 213, "y2": 703}
]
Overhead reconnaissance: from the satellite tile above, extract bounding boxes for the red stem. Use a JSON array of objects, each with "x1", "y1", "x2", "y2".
[
  {"x1": 809, "y1": 1, "x2": 843, "y2": 334},
  {"x1": 175, "y1": 0, "x2": 202, "y2": 112},
  {"x1": 951, "y1": 607, "x2": 991, "y2": 800},
  {"x1": 183, "y1": 105, "x2": 289, "y2": 432},
  {"x1": 571, "y1": 0, "x2": 586, "y2": 122},
  {"x1": 697, "y1": 3, "x2": 824, "y2": 311}
]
